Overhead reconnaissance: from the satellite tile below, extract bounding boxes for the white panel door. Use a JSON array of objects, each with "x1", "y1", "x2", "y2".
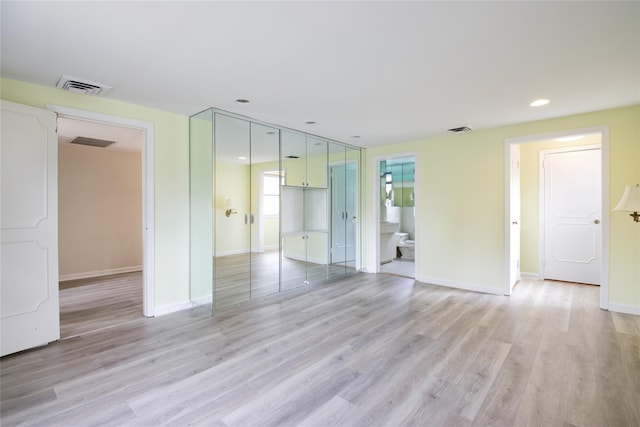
[
  {"x1": 509, "y1": 145, "x2": 521, "y2": 290},
  {"x1": 543, "y1": 148, "x2": 601, "y2": 285},
  {"x1": 1, "y1": 100, "x2": 59, "y2": 356}
]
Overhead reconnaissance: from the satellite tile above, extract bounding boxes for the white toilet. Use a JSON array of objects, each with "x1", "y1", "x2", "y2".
[{"x1": 396, "y1": 232, "x2": 415, "y2": 260}]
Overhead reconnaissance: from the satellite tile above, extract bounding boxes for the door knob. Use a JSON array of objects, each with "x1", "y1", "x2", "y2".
[{"x1": 594, "y1": 219, "x2": 600, "y2": 224}]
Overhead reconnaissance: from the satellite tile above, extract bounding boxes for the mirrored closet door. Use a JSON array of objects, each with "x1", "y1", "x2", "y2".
[{"x1": 189, "y1": 108, "x2": 361, "y2": 313}]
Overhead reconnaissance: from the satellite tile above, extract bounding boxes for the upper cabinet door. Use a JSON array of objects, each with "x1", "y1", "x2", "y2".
[
  {"x1": 1, "y1": 100, "x2": 60, "y2": 357},
  {"x1": 305, "y1": 136, "x2": 327, "y2": 188},
  {"x1": 281, "y1": 131, "x2": 327, "y2": 188},
  {"x1": 282, "y1": 130, "x2": 307, "y2": 187}
]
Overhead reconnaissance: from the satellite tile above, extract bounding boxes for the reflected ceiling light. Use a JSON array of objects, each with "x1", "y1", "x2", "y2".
[
  {"x1": 613, "y1": 184, "x2": 640, "y2": 222},
  {"x1": 236, "y1": 99, "x2": 250, "y2": 104},
  {"x1": 238, "y1": 156, "x2": 247, "y2": 160},
  {"x1": 556, "y1": 135, "x2": 583, "y2": 142},
  {"x1": 530, "y1": 99, "x2": 550, "y2": 107}
]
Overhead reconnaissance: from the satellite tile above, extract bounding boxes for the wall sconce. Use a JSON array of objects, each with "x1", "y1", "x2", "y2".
[
  {"x1": 613, "y1": 184, "x2": 640, "y2": 222},
  {"x1": 225, "y1": 198, "x2": 237, "y2": 217}
]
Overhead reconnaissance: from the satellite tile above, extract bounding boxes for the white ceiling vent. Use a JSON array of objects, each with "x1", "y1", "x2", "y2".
[
  {"x1": 56, "y1": 75, "x2": 113, "y2": 96},
  {"x1": 447, "y1": 126, "x2": 473, "y2": 133}
]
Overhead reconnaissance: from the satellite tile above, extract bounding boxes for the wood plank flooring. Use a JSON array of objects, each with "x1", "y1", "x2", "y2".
[
  {"x1": 59, "y1": 272, "x2": 143, "y2": 338},
  {"x1": 213, "y1": 250, "x2": 356, "y2": 310},
  {"x1": 2, "y1": 275, "x2": 639, "y2": 426}
]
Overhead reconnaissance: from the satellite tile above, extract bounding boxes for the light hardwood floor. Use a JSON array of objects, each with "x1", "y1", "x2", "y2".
[
  {"x1": 59, "y1": 272, "x2": 143, "y2": 338},
  {"x1": 2, "y1": 275, "x2": 639, "y2": 426}
]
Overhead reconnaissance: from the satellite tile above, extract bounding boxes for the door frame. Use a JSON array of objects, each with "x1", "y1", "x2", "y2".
[
  {"x1": 371, "y1": 152, "x2": 418, "y2": 277},
  {"x1": 539, "y1": 145, "x2": 601, "y2": 283},
  {"x1": 504, "y1": 126, "x2": 609, "y2": 310},
  {"x1": 48, "y1": 105, "x2": 156, "y2": 317}
]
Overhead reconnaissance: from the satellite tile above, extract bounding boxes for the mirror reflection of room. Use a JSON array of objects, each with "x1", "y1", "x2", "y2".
[{"x1": 379, "y1": 157, "x2": 415, "y2": 278}]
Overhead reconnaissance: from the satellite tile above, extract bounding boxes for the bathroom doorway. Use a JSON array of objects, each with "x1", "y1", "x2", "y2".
[{"x1": 378, "y1": 156, "x2": 416, "y2": 278}]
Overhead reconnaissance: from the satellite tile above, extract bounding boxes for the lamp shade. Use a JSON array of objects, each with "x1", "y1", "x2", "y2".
[{"x1": 613, "y1": 185, "x2": 640, "y2": 212}]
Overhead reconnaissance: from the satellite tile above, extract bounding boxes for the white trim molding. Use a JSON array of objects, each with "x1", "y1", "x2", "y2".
[
  {"x1": 608, "y1": 303, "x2": 640, "y2": 316},
  {"x1": 47, "y1": 105, "x2": 156, "y2": 317},
  {"x1": 60, "y1": 266, "x2": 143, "y2": 282},
  {"x1": 418, "y1": 276, "x2": 506, "y2": 296},
  {"x1": 520, "y1": 272, "x2": 542, "y2": 280},
  {"x1": 504, "y1": 125, "x2": 610, "y2": 310},
  {"x1": 154, "y1": 300, "x2": 195, "y2": 317}
]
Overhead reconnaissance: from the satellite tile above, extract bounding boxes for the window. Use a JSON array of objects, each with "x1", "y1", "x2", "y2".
[{"x1": 263, "y1": 171, "x2": 283, "y2": 216}]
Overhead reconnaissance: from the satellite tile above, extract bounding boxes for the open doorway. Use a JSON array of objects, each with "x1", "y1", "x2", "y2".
[
  {"x1": 57, "y1": 116, "x2": 144, "y2": 337},
  {"x1": 377, "y1": 155, "x2": 417, "y2": 278},
  {"x1": 505, "y1": 127, "x2": 609, "y2": 309}
]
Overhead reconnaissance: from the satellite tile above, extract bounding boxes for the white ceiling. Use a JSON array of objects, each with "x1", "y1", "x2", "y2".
[{"x1": 1, "y1": 1, "x2": 638, "y2": 148}]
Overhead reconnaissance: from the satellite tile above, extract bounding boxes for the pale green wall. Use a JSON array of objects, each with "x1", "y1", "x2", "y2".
[
  {"x1": 250, "y1": 160, "x2": 281, "y2": 250},
  {"x1": 5, "y1": 77, "x2": 637, "y2": 312},
  {"x1": 1, "y1": 77, "x2": 189, "y2": 308},
  {"x1": 215, "y1": 161, "x2": 250, "y2": 255},
  {"x1": 365, "y1": 105, "x2": 640, "y2": 310},
  {"x1": 519, "y1": 135, "x2": 601, "y2": 275},
  {"x1": 189, "y1": 114, "x2": 213, "y2": 301}
]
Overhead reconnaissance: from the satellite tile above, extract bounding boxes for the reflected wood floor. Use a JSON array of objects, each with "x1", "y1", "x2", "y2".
[
  {"x1": 59, "y1": 272, "x2": 143, "y2": 338},
  {"x1": 2, "y1": 275, "x2": 639, "y2": 426},
  {"x1": 214, "y1": 250, "x2": 355, "y2": 310}
]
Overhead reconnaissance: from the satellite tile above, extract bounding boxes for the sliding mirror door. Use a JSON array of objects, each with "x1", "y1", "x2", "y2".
[
  {"x1": 249, "y1": 123, "x2": 281, "y2": 299},
  {"x1": 190, "y1": 108, "x2": 361, "y2": 313},
  {"x1": 214, "y1": 114, "x2": 251, "y2": 308},
  {"x1": 344, "y1": 146, "x2": 360, "y2": 271},
  {"x1": 281, "y1": 130, "x2": 308, "y2": 291},
  {"x1": 329, "y1": 143, "x2": 360, "y2": 277}
]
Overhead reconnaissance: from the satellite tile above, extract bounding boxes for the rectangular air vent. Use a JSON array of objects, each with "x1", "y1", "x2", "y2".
[
  {"x1": 70, "y1": 137, "x2": 116, "y2": 148},
  {"x1": 56, "y1": 75, "x2": 112, "y2": 96},
  {"x1": 447, "y1": 126, "x2": 473, "y2": 133}
]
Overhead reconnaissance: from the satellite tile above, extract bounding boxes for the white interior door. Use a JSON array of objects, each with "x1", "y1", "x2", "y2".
[
  {"x1": 509, "y1": 145, "x2": 521, "y2": 290},
  {"x1": 1, "y1": 100, "x2": 60, "y2": 356},
  {"x1": 542, "y1": 147, "x2": 601, "y2": 285}
]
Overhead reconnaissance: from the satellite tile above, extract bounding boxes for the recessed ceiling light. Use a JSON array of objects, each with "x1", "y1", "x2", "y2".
[
  {"x1": 530, "y1": 99, "x2": 550, "y2": 107},
  {"x1": 351, "y1": 135, "x2": 361, "y2": 139},
  {"x1": 236, "y1": 99, "x2": 250, "y2": 104},
  {"x1": 238, "y1": 156, "x2": 247, "y2": 160},
  {"x1": 266, "y1": 131, "x2": 277, "y2": 135},
  {"x1": 556, "y1": 135, "x2": 583, "y2": 142},
  {"x1": 305, "y1": 121, "x2": 316, "y2": 125}
]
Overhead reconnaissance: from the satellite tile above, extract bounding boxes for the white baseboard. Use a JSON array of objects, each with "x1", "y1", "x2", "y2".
[
  {"x1": 283, "y1": 253, "x2": 328, "y2": 265},
  {"x1": 608, "y1": 303, "x2": 640, "y2": 316},
  {"x1": 215, "y1": 249, "x2": 250, "y2": 257},
  {"x1": 191, "y1": 295, "x2": 213, "y2": 306},
  {"x1": 59, "y1": 265, "x2": 142, "y2": 282},
  {"x1": 418, "y1": 275, "x2": 505, "y2": 296},
  {"x1": 154, "y1": 300, "x2": 194, "y2": 317},
  {"x1": 520, "y1": 272, "x2": 542, "y2": 280}
]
